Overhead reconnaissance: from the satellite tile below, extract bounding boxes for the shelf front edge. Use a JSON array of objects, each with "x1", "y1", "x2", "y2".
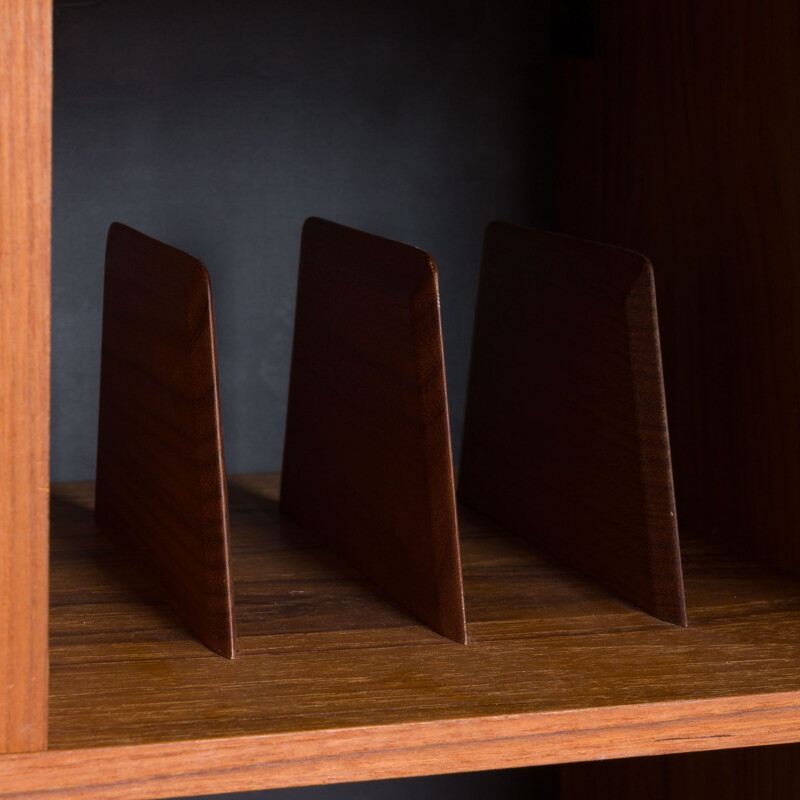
[{"x1": 4, "y1": 691, "x2": 800, "y2": 800}]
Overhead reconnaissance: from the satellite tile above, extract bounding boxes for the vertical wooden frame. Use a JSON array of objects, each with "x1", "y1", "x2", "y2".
[{"x1": 0, "y1": 0, "x2": 52, "y2": 752}]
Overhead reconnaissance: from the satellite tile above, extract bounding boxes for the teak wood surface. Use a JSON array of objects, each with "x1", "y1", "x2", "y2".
[
  {"x1": 459, "y1": 223, "x2": 686, "y2": 625},
  {"x1": 4, "y1": 0, "x2": 800, "y2": 793},
  {"x1": 281, "y1": 217, "x2": 466, "y2": 643},
  {"x1": 0, "y1": 0, "x2": 51, "y2": 754},
  {"x1": 3, "y1": 474, "x2": 799, "y2": 797},
  {"x1": 95, "y1": 223, "x2": 236, "y2": 658}
]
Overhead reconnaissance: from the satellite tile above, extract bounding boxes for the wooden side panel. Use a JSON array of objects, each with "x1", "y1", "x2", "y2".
[
  {"x1": 459, "y1": 223, "x2": 686, "y2": 624},
  {"x1": 95, "y1": 223, "x2": 236, "y2": 658},
  {"x1": 281, "y1": 217, "x2": 466, "y2": 643},
  {"x1": 557, "y1": 2, "x2": 800, "y2": 569},
  {"x1": 561, "y1": 743, "x2": 800, "y2": 800},
  {"x1": 0, "y1": 0, "x2": 51, "y2": 753}
]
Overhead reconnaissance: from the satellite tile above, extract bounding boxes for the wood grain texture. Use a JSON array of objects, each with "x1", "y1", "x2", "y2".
[
  {"x1": 95, "y1": 223, "x2": 236, "y2": 658},
  {"x1": 281, "y1": 217, "x2": 466, "y2": 643},
  {"x1": 557, "y1": 1, "x2": 800, "y2": 575},
  {"x1": 6, "y1": 694, "x2": 800, "y2": 800},
  {"x1": 32, "y1": 475, "x2": 800, "y2": 780},
  {"x1": 0, "y1": 0, "x2": 51, "y2": 754},
  {"x1": 561, "y1": 743, "x2": 800, "y2": 800},
  {"x1": 459, "y1": 222, "x2": 686, "y2": 625}
]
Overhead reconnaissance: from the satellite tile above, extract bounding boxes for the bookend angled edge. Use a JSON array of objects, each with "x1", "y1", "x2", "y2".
[
  {"x1": 95, "y1": 222, "x2": 237, "y2": 657},
  {"x1": 280, "y1": 217, "x2": 467, "y2": 643},
  {"x1": 458, "y1": 221, "x2": 687, "y2": 625}
]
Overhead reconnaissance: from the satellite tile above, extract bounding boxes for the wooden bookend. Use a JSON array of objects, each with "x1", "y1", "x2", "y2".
[
  {"x1": 458, "y1": 222, "x2": 687, "y2": 625},
  {"x1": 95, "y1": 222, "x2": 237, "y2": 658},
  {"x1": 281, "y1": 217, "x2": 467, "y2": 643}
]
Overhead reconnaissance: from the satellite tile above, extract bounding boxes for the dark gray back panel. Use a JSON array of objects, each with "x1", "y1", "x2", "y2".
[{"x1": 53, "y1": 0, "x2": 554, "y2": 480}]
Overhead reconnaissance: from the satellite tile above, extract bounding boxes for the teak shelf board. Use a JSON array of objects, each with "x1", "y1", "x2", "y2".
[
  {"x1": 7, "y1": 694, "x2": 800, "y2": 800},
  {"x1": 45, "y1": 474, "x2": 800, "y2": 760}
]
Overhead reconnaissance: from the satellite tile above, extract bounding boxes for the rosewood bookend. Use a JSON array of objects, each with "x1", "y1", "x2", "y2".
[
  {"x1": 458, "y1": 222, "x2": 687, "y2": 625},
  {"x1": 95, "y1": 222, "x2": 237, "y2": 658},
  {"x1": 281, "y1": 217, "x2": 467, "y2": 643}
]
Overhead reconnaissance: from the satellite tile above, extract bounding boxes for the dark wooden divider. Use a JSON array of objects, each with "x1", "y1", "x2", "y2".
[
  {"x1": 281, "y1": 217, "x2": 467, "y2": 643},
  {"x1": 94, "y1": 216, "x2": 687, "y2": 653},
  {"x1": 95, "y1": 222, "x2": 237, "y2": 658},
  {"x1": 459, "y1": 222, "x2": 687, "y2": 625}
]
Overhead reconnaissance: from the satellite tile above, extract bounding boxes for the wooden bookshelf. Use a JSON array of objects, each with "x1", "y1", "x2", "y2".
[
  {"x1": 5, "y1": 0, "x2": 800, "y2": 798},
  {"x1": 4, "y1": 475, "x2": 800, "y2": 797}
]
